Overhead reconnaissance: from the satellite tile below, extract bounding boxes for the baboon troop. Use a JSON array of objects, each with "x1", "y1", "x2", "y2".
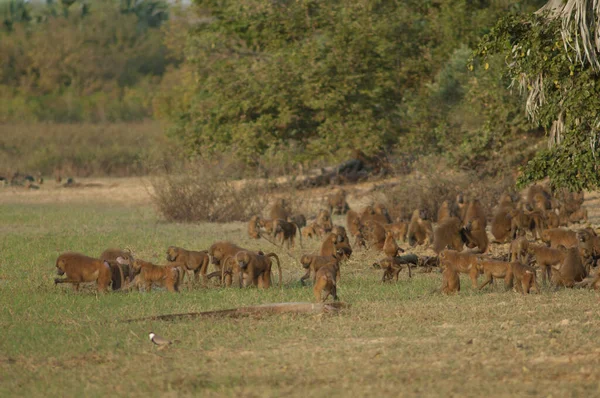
[{"x1": 52, "y1": 181, "x2": 597, "y2": 302}]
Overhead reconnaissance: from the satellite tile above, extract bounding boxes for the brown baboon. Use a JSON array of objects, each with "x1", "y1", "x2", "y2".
[
  {"x1": 273, "y1": 219, "x2": 300, "y2": 249},
  {"x1": 362, "y1": 220, "x2": 387, "y2": 250},
  {"x1": 407, "y1": 209, "x2": 434, "y2": 247},
  {"x1": 302, "y1": 222, "x2": 323, "y2": 239},
  {"x1": 99, "y1": 248, "x2": 132, "y2": 289},
  {"x1": 331, "y1": 225, "x2": 349, "y2": 242},
  {"x1": 463, "y1": 219, "x2": 488, "y2": 253},
  {"x1": 54, "y1": 252, "x2": 112, "y2": 293},
  {"x1": 346, "y1": 210, "x2": 361, "y2": 237},
  {"x1": 235, "y1": 250, "x2": 282, "y2": 288},
  {"x1": 544, "y1": 210, "x2": 560, "y2": 229},
  {"x1": 316, "y1": 209, "x2": 333, "y2": 233},
  {"x1": 437, "y1": 200, "x2": 452, "y2": 223},
  {"x1": 378, "y1": 255, "x2": 414, "y2": 282},
  {"x1": 384, "y1": 221, "x2": 408, "y2": 242},
  {"x1": 438, "y1": 261, "x2": 460, "y2": 295},
  {"x1": 360, "y1": 204, "x2": 391, "y2": 225},
  {"x1": 532, "y1": 192, "x2": 551, "y2": 212},
  {"x1": 166, "y1": 246, "x2": 210, "y2": 286},
  {"x1": 491, "y1": 207, "x2": 513, "y2": 243},
  {"x1": 207, "y1": 241, "x2": 247, "y2": 286},
  {"x1": 432, "y1": 217, "x2": 464, "y2": 254},
  {"x1": 527, "y1": 184, "x2": 552, "y2": 210},
  {"x1": 551, "y1": 247, "x2": 587, "y2": 287},
  {"x1": 270, "y1": 198, "x2": 290, "y2": 220},
  {"x1": 313, "y1": 263, "x2": 339, "y2": 302},
  {"x1": 300, "y1": 250, "x2": 343, "y2": 285},
  {"x1": 327, "y1": 189, "x2": 350, "y2": 215},
  {"x1": 510, "y1": 237, "x2": 529, "y2": 263},
  {"x1": 383, "y1": 231, "x2": 401, "y2": 257},
  {"x1": 354, "y1": 233, "x2": 367, "y2": 250},
  {"x1": 127, "y1": 259, "x2": 180, "y2": 292},
  {"x1": 568, "y1": 208, "x2": 588, "y2": 224},
  {"x1": 574, "y1": 270, "x2": 600, "y2": 290},
  {"x1": 527, "y1": 243, "x2": 565, "y2": 284},
  {"x1": 287, "y1": 214, "x2": 307, "y2": 229},
  {"x1": 248, "y1": 215, "x2": 261, "y2": 239},
  {"x1": 541, "y1": 228, "x2": 578, "y2": 248},
  {"x1": 511, "y1": 261, "x2": 539, "y2": 294},
  {"x1": 463, "y1": 199, "x2": 486, "y2": 228},
  {"x1": 510, "y1": 209, "x2": 543, "y2": 240},
  {"x1": 497, "y1": 193, "x2": 515, "y2": 209},
  {"x1": 438, "y1": 249, "x2": 479, "y2": 288},
  {"x1": 476, "y1": 258, "x2": 513, "y2": 291},
  {"x1": 320, "y1": 232, "x2": 353, "y2": 259},
  {"x1": 259, "y1": 219, "x2": 276, "y2": 235}
]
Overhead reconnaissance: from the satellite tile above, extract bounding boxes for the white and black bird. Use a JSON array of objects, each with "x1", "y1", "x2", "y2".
[{"x1": 149, "y1": 332, "x2": 173, "y2": 347}]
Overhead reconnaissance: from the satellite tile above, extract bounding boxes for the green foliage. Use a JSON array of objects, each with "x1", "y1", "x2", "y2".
[{"x1": 474, "y1": 9, "x2": 600, "y2": 190}]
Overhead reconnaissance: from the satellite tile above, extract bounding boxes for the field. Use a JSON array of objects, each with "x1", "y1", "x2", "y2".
[{"x1": 2, "y1": 179, "x2": 600, "y2": 397}]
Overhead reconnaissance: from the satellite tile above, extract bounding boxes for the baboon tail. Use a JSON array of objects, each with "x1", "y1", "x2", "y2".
[
  {"x1": 111, "y1": 263, "x2": 125, "y2": 290},
  {"x1": 267, "y1": 253, "x2": 282, "y2": 287}
]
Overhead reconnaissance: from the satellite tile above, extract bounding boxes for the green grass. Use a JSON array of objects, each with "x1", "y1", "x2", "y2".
[{"x1": 2, "y1": 203, "x2": 600, "y2": 397}]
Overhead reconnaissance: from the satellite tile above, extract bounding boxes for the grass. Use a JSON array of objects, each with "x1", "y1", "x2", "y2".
[{"x1": 2, "y1": 200, "x2": 600, "y2": 397}]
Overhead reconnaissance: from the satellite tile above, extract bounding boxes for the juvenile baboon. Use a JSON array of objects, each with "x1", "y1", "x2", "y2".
[
  {"x1": 383, "y1": 231, "x2": 401, "y2": 257},
  {"x1": 362, "y1": 220, "x2": 387, "y2": 250},
  {"x1": 407, "y1": 209, "x2": 434, "y2": 247},
  {"x1": 527, "y1": 243, "x2": 565, "y2": 284},
  {"x1": 327, "y1": 189, "x2": 350, "y2": 215},
  {"x1": 300, "y1": 250, "x2": 344, "y2": 285},
  {"x1": 248, "y1": 215, "x2": 261, "y2": 239},
  {"x1": 463, "y1": 219, "x2": 488, "y2": 253},
  {"x1": 127, "y1": 259, "x2": 180, "y2": 292},
  {"x1": 302, "y1": 222, "x2": 323, "y2": 239},
  {"x1": 259, "y1": 219, "x2": 276, "y2": 235},
  {"x1": 316, "y1": 209, "x2": 334, "y2": 233},
  {"x1": 346, "y1": 210, "x2": 361, "y2": 237},
  {"x1": 511, "y1": 261, "x2": 539, "y2": 294},
  {"x1": 510, "y1": 209, "x2": 543, "y2": 240},
  {"x1": 166, "y1": 246, "x2": 210, "y2": 286},
  {"x1": 384, "y1": 221, "x2": 408, "y2": 242},
  {"x1": 437, "y1": 200, "x2": 452, "y2": 223},
  {"x1": 541, "y1": 228, "x2": 578, "y2": 248},
  {"x1": 54, "y1": 252, "x2": 112, "y2": 293},
  {"x1": 287, "y1": 214, "x2": 307, "y2": 229},
  {"x1": 313, "y1": 263, "x2": 339, "y2": 302},
  {"x1": 273, "y1": 219, "x2": 300, "y2": 249},
  {"x1": 432, "y1": 217, "x2": 464, "y2": 254},
  {"x1": 438, "y1": 249, "x2": 479, "y2": 288},
  {"x1": 510, "y1": 237, "x2": 529, "y2": 263},
  {"x1": 551, "y1": 247, "x2": 587, "y2": 287},
  {"x1": 544, "y1": 209, "x2": 560, "y2": 229},
  {"x1": 270, "y1": 198, "x2": 290, "y2": 220},
  {"x1": 331, "y1": 225, "x2": 349, "y2": 242},
  {"x1": 99, "y1": 248, "x2": 133, "y2": 289},
  {"x1": 497, "y1": 193, "x2": 515, "y2": 210},
  {"x1": 236, "y1": 251, "x2": 282, "y2": 288},
  {"x1": 438, "y1": 261, "x2": 460, "y2": 295},
  {"x1": 476, "y1": 258, "x2": 513, "y2": 291},
  {"x1": 378, "y1": 255, "x2": 414, "y2": 282}
]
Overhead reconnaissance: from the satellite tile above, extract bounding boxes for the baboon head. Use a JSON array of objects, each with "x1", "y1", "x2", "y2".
[
  {"x1": 56, "y1": 262, "x2": 65, "y2": 276},
  {"x1": 300, "y1": 255, "x2": 311, "y2": 269},
  {"x1": 236, "y1": 251, "x2": 251, "y2": 269},
  {"x1": 166, "y1": 246, "x2": 180, "y2": 262}
]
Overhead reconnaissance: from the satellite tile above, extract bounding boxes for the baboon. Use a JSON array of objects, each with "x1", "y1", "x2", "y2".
[
  {"x1": 497, "y1": 193, "x2": 515, "y2": 210},
  {"x1": 327, "y1": 189, "x2": 350, "y2": 215},
  {"x1": 287, "y1": 214, "x2": 307, "y2": 229},
  {"x1": 541, "y1": 228, "x2": 578, "y2": 248},
  {"x1": 574, "y1": 270, "x2": 600, "y2": 290},
  {"x1": 383, "y1": 231, "x2": 401, "y2": 257},
  {"x1": 300, "y1": 250, "x2": 344, "y2": 285},
  {"x1": 319, "y1": 232, "x2": 353, "y2": 259},
  {"x1": 510, "y1": 209, "x2": 543, "y2": 240},
  {"x1": 510, "y1": 261, "x2": 539, "y2": 294},
  {"x1": 407, "y1": 209, "x2": 434, "y2": 247},
  {"x1": 316, "y1": 209, "x2": 334, "y2": 233},
  {"x1": 438, "y1": 249, "x2": 479, "y2": 288},
  {"x1": 313, "y1": 263, "x2": 339, "y2": 302},
  {"x1": 127, "y1": 259, "x2": 180, "y2": 292},
  {"x1": 568, "y1": 208, "x2": 588, "y2": 224},
  {"x1": 437, "y1": 200, "x2": 452, "y2": 223},
  {"x1": 99, "y1": 248, "x2": 134, "y2": 290},
  {"x1": 432, "y1": 217, "x2": 464, "y2": 254},
  {"x1": 302, "y1": 222, "x2": 323, "y2": 239},
  {"x1": 528, "y1": 243, "x2": 565, "y2": 284},
  {"x1": 208, "y1": 241, "x2": 247, "y2": 286},
  {"x1": 354, "y1": 233, "x2": 367, "y2": 250},
  {"x1": 463, "y1": 199, "x2": 486, "y2": 228},
  {"x1": 527, "y1": 184, "x2": 552, "y2": 210},
  {"x1": 331, "y1": 225, "x2": 349, "y2": 242},
  {"x1": 532, "y1": 192, "x2": 551, "y2": 212},
  {"x1": 360, "y1": 203, "x2": 391, "y2": 225},
  {"x1": 362, "y1": 220, "x2": 387, "y2": 250},
  {"x1": 259, "y1": 219, "x2": 276, "y2": 235},
  {"x1": 270, "y1": 198, "x2": 290, "y2": 220},
  {"x1": 551, "y1": 247, "x2": 587, "y2": 287},
  {"x1": 384, "y1": 221, "x2": 408, "y2": 242},
  {"x1": 544, "y1": 209, "x2": 560, "y2": 229},
  {"x1": 248, "y1": 215, "x2": 261, "y2": 239},
  {"x1": 378, "y1": 255, "x2": 414, "y2": 282},
  {"x1": 273, "y1": 219, "x2": 300, "y2": 249},
  {"x1": 235, "y1": 250, "x2": 282, "y2": 288},
  {"x1": 54, "y1": 252, "x2": 112, "y2": 293},
  {"x1": 491, "y1": 206, "x2": 513, "y2": 243},
  {"x1": 510, "y1": 237, "x2": 529, "y2": 263},
  {"x1": 346, "y1": 210, "x2": 361, "y2": 237},
  {"x1": 439, "y1": 262, "x2": 461, "y2": 295},
  {"x1": 166, "y1": 246, "x2": 210, "y2": 286},
  {"x1": 476, "y1": 258, "x2": 513, "y2": 291},
  {"x1": 463, "y1": 219, "x2": 488, "y2": 253}
]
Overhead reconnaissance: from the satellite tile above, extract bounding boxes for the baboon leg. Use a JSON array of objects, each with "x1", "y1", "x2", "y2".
[
  {"x1": 504, "y1": 272, "x2": 514, "y2": 291},
  {"x1": 470, "y1": 269, "x2": 479, "y2": 289},
  {"x1": 478, "y1": 275, "x2": 493, "y2": 291},
  {"x1": 300, "y1": 270, "x2": 311, "y2": 286}
]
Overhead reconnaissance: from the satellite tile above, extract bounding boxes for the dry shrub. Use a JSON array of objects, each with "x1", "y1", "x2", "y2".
[
  {"x1": 151, "y1": 162, "x2": 270, "y2": 223},
  {"x1": 384, "y1": 157, "x2": 515, "y2": 221}
]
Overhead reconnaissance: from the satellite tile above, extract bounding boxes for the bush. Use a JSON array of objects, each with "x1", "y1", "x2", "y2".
[{"x1": 151, "y1": 161, "x2": 271, "y2": 223}]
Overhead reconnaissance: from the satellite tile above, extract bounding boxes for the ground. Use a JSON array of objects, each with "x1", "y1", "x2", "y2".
[{"x1": 1, "y1": 178, "x2": 600, "y2": 397}]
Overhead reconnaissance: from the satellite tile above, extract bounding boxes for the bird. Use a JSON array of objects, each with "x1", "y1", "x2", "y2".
[{"x1": 149, "y1": 332, "x2": 173, "y2": 347}]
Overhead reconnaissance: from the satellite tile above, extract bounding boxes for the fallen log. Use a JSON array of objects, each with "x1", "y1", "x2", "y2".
[{"x1": 124, "y1": 301, "x2": 350, "y2": 323}]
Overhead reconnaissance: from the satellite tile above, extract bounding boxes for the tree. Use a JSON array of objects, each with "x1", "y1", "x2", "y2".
[{"x1": 474, "y1": 0, "x2": 600, "y2": 191}]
